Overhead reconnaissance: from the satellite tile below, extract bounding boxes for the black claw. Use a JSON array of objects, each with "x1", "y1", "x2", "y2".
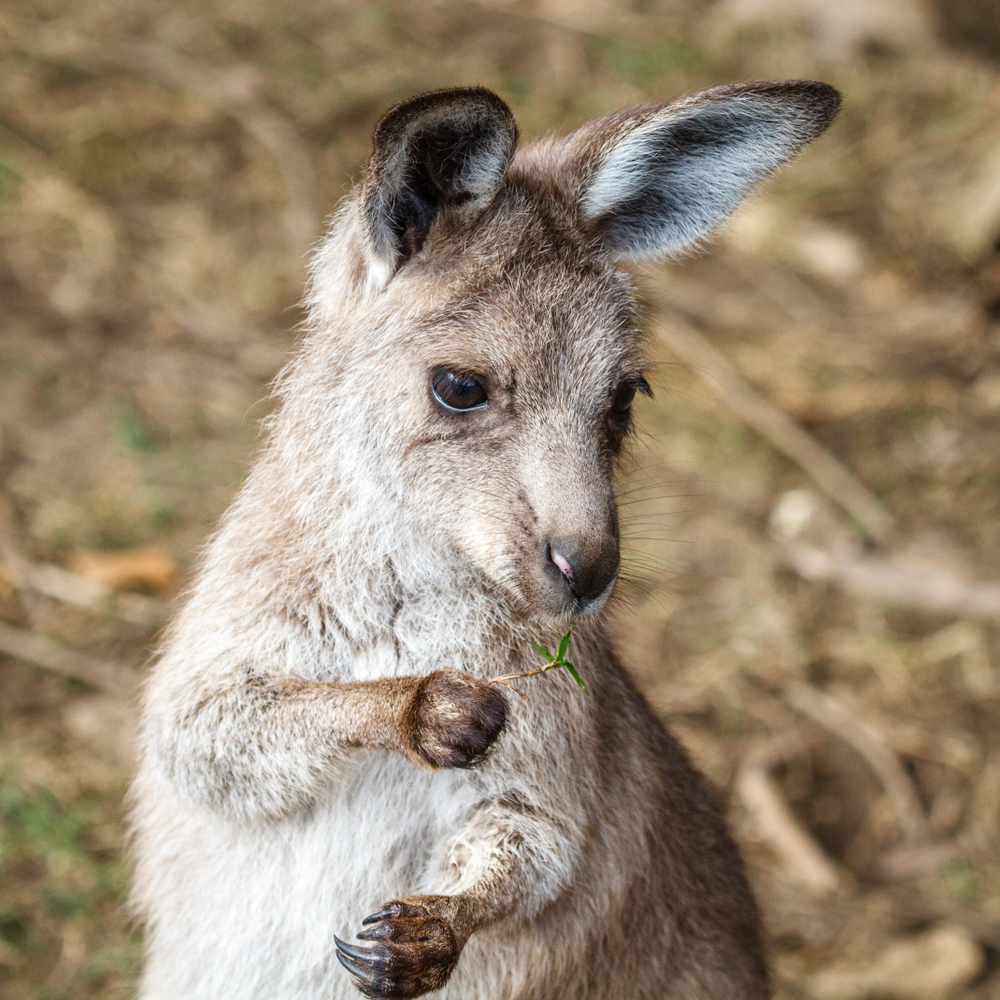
[
  {"x1": 356, "y1": 925, "x2": 383, "y2": 941},
  {"x1": 335, "y1": 948, "x2": 373, "y2": 982},
  {"x1": 335, "y1": 936, "x2": 375, "y2": 966},
  {"x1": 362, "y1": 904, "x2": 399, "y2": 925}
]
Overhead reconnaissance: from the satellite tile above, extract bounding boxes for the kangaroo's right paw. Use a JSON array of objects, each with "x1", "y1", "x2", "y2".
[
  {"x1": 405, "y1": 670, "x2": 507, "y2": 770},
  {"x1": 335, "y1": 896, "x2": 461, "y2": 999}
]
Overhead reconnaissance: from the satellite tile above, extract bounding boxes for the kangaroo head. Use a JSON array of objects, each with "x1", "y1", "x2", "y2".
[{"x1": 304, "y1": 82, "x2": 839, "y2": 625}]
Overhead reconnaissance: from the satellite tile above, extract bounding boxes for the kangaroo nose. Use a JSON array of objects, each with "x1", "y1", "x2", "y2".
[{"x1": 545, "y1": 537, "x2": 620, "y2": 605}]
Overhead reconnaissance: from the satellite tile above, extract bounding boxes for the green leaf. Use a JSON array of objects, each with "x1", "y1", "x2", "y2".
[
  {"x1": 556, "y1": 628, "x2": 572, "y2": 662},
  {"x1": 560, "y1": 660, "x2": 589, "y2": 696},
  {"x1": 529, "y1": 640, "x2": 554, "y2": 661}
]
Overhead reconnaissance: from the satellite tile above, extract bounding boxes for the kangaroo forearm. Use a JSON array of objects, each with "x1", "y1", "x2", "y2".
[
  {"x1": 148, "y1": 672, "x2": 422, "y2": 822},
  {"x1": 439, "y1": 794, "x2": 582, "y2": 936}
]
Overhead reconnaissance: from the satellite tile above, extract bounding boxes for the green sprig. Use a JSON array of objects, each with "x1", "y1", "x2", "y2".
[{"x1": 491, "y1": 628, "x2": 589, "y2": 697}]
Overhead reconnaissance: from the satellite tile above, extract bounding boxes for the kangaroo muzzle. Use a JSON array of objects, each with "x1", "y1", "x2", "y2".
[{"x1": 540, "y1": 505, "x2": 620, "y2": 618}]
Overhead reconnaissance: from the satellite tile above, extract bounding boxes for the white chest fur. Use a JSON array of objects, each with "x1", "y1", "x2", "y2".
[{"x1": 136, "y1": 753, "x2": 482, "y2": 1000}]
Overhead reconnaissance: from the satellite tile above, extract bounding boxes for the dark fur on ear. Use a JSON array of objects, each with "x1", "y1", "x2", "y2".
[
  {"x1": 363, "y1": 87, "x2": 518, "y2": 284},
  {"x1": 566, "y1": 80, "x2": 841, "y2": 259}
]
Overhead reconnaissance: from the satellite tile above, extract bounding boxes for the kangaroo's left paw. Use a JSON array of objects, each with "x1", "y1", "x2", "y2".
[{"x1": 335, "y1": 895, "x2": 462, "y2": 999}]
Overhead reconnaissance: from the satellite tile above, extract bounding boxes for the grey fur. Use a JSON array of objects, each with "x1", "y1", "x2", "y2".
[{"x1": 130, "y1": 81, "x2": 839, "y2": 1000}]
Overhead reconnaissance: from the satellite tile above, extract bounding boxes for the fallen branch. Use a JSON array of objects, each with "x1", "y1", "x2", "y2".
[
  {"x1": 784, "y1": 543, "x2": 1000, "y2": 622},
  {"x1": 23, "y1": 563, "x2": 168, "y2": 627},
  {"x1": 0, "y1": 497, "x2": 167, "y2": 626},
  {"x1": 737, "y1": 763, "x2": 842, "y2": 894},
  {"x1": 0, "y1": 620, "x2": 137, "y2": 697},
  {"x1": 735, "y1": 734, "x2": 842, "y2": 894},
  {"x1": 649, "y1": 308, "x2": 893, "y2": 543},
  {"x1": 784, "y1": 681, "x2": 930, "y2": 846},
  {"x1": 801, "y1": 924, "x2": 983, "y2": 1000}
]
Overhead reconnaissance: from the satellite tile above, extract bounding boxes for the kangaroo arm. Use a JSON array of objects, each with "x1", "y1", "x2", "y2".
[
  {"x1": 440, "y1": 791, "x2": 581, "y2": 928},
  {"x1": 335, "y1": 791, "x2": 581, "y2": 998},
  {"x1": 142, "y1": 671, "x2": 418, "y2": 823},
  {"x1": 142, "y1": 668, "x2": 506, "y2": 825}
]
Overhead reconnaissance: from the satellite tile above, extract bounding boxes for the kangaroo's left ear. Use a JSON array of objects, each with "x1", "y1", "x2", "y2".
[
  {"x1": 567, "y1": 80, "x2": 840, "y2": 259},
  {"x1": 361, "y1": 87, "x2": 518, "y2": 290}
]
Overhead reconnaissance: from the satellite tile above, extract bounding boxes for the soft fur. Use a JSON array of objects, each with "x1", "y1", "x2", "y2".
[{"x1": 130, "y1": 81, "x2": 840, "y2": 1000}]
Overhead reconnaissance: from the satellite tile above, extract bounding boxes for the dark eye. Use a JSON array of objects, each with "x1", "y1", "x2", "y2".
[
  {"x1": 431, "y1": 367, "x2": 488, "y2": 412},
  {"x1": 611, "y1": 385, "x2": 636, "y2": 413},
  {"x1": 611, "y1": 377, "x2": 649, "y2": 414}
]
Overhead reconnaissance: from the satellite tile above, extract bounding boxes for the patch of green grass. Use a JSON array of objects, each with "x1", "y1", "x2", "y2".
[
  {"x1": 348, "y1": 1, "x2": 395, "y2": 40},
  {"x1": 107, "y1": 395, "x2": 159, "y2": 453},
  {"x1": 0, "y1": 767, "x2": 138, "y2": 997},
  {"x1": 909, "y1": 87, "x2": 976, "y2": 143},
  {"x1": 87, "y1": 524, "x2": 144, "y2": 552},
  {"x1": 32, "y1": 366, "x2": 88, "y2": 419},
  {"x1": 903, "y1": 400, "x2": 940, "y2": 440},
  {"x1": 939, "y1": 858, "x2": 979, "y2": 905},
  {"x1": 0, "y1": 157, "x2": 19, "y2": 206},
  {"x1": 970, "y1": 463, "x2": 1000, "y2": 502},
  {"x1": 713, "y1": 700, "x2": 747, "y2": 737},
  {"x1": 586, "y1": 31, "x2": 703, "y2": 85}
]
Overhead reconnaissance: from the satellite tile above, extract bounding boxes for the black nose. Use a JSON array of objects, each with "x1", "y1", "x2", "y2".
[{"x1": 544, "y1": 537, "x2": 620, "y2": 605}]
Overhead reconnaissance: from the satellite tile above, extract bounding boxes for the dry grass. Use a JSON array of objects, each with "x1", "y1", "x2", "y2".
[{"x1": 1, "y1": 1, "x2": 1000, "y2": 997}]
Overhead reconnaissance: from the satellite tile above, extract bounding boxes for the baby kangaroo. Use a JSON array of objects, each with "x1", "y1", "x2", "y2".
[{"x1": 131, "y1": 80, "x2": 839, "y2": 1000}]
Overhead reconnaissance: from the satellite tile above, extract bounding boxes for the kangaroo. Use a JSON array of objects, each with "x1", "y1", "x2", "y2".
[{"x1": 129, "y1": 80, "x2": 839, "y2": 1000}]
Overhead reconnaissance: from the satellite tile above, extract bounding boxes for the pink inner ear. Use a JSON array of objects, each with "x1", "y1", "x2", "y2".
[{"x1": 552, "y1": 551, "x2": 574, "y2": 581}]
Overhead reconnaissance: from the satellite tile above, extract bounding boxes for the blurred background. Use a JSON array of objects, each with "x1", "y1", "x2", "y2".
[{"x1": 2, "y1": 0, "x2": 1000, "y2": 997}]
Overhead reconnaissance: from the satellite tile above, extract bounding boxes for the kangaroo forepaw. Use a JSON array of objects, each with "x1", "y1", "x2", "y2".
[
  {"x1": 406, "y1": 670, "x2": 508, "y2": 770},
  {"x1": 336, "y1": 897, "x2": 462, "y2": 999}
]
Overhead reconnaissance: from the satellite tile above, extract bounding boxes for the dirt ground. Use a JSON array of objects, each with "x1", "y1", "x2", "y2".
[{"x1": 2, "y1": 0, "x2": 1000, "y2": 997}]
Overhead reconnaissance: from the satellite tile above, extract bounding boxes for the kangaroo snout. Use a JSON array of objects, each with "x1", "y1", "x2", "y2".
[{"x1": 544, "y1": 533, "x2": 620, "y2": 616}]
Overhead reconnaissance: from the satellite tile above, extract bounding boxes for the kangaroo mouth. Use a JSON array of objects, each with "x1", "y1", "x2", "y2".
[{"x1": 567, "y1": 575, "x2": 617, "y2": 620}]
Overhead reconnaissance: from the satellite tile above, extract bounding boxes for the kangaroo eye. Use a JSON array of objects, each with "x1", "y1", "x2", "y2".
[
  {"x1": 611, "y1": 377, "x2": 649, "y2": 413},
  {"x1": 611, "y1": 385, "x2": 636, "y2": 413},
  {"x1": 431, "y1": 368, "x2": 488, "y2": 412}
]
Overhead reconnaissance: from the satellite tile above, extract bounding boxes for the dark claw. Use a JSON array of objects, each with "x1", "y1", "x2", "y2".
[
  {"x1": 356, "y1": 925, "x2": 385, "y2": 941},
  {"x1": 335, "y1": 948, "x2": 373, "y2": 983},
  {"x1": 335, "y1": 936, "x2": 375, "y2": 966},
  {"x1": 362, "y1": 904, "x2": 400, "y2": 925}
]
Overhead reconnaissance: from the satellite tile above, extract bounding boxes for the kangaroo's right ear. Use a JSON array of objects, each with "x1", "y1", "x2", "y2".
[
  {"x1": 564, "y1": 80, "x2": 841, "y2": 260},
  {"x1": 360, "y1": 87, "x2": 518, "y2": 292}
]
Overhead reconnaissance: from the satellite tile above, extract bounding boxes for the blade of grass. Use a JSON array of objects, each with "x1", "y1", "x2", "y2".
[
  {"x1": 556, "y1": 628, "x2": 572, "y2": 661},
  {"x1": 529, "y1": 640, "x2": 554, "y2": 661},
  {"x1": 560, "y1": 660, "x2": 589, "y2": 696}
]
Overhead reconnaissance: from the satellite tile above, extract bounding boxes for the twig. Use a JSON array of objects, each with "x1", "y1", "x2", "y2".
[
  {"x1": 22, "y1": 563, "x2": 168, "y2": 627},
  {"x1": 784, "y1": 543, "x2": 1000, "y2": 622},
  {"x1": 0, "y1": 495, "x2": 31, "y2": 590},
  {"x1": 737, "y1": 762, "x2": 842, "y2": 894},
  {"x1": 490, "y1": 630, "x2": 589, "y2": 696},
  {"x1": 0, "y1": 497, "x2": 167, "y2": 627},
  {"x1": 735, "y1": 734, "x2": 842, "y2": 894},
  {"x1": 784, "y1": 681, "x2": 930, "y2": 846},
  {"x1": 649, "y1": 308, "x2": 893, "y2": 543},
  {"x1": 491, "y1": 664, "x2": 562, "y2": 685},
  {"x1": 0, "y1": 620, "x2": 136, "y2": 697},
  {"x1": 490, "y1": 677, "x2": 530, "y2": 701}
]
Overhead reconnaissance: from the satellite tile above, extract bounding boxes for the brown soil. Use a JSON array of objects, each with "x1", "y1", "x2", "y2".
[{"x1": 1, "y1": 1, "x2": 999, "y2": 998}]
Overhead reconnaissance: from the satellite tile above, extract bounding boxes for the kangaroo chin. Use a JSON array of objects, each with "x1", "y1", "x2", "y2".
[{"x1": 130, "y1": 81, "x2": 840, "y2": 1000}]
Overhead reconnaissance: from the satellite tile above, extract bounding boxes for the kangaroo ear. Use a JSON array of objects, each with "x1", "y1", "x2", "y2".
[
  {"x1": 362, "y1": 87, "x2": 518, "y2": 289},
  {"x1": 569, "y1": 80, "x2": 840, "y2": 260}
]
